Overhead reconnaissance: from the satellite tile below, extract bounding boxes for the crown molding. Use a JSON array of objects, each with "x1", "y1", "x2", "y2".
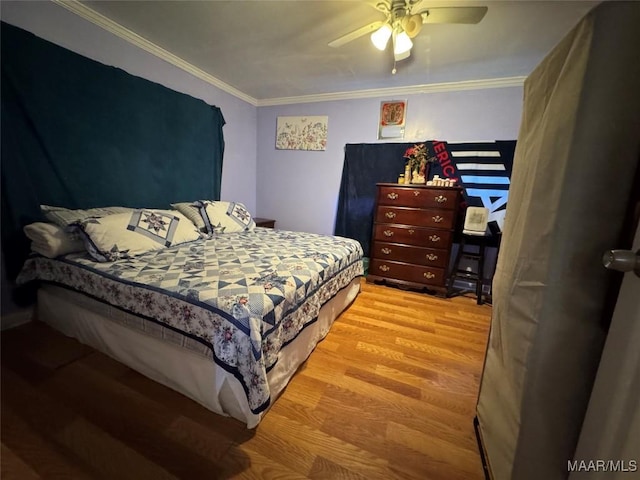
[
  {"x1": 256, "y1": 76, "x2": 527, "y2": 106},
  {"x1": 53, "y1": 0, "x2": 525, "y2": 109},
  {"x1": 52, "y1": 0, "x2": 258, "y2": 106}
]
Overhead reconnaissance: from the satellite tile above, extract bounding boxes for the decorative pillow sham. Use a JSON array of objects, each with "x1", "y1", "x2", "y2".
[
  {"x1": 195, "y1": 201, "x2": 256, "y2": 234},
  {"x1": 41, "y1": 205, "x2": 133, "y2": 228},
  {"x1": 170, "y1": 202, "x2": 208, "y2": 232},
  {"x1": 69, "y1": 209, "x2": 200, "y2": 262},
  {"x1": 23, "y1": 222, "x2": 85, "y2": 258}
]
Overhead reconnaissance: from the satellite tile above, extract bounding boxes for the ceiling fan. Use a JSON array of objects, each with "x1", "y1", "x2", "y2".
[{"x1": 329, "y1": 0, "x2": 487, "y2": 71}]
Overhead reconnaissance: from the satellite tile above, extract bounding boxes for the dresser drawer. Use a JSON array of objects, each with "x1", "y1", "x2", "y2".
[
  {"x1": 377, "y1": 186, "x2": 459, "y2": 210},
  {"x1": 373, "y1": 224, "x2": 452, "y2": 249},
  {"x1": 376, "y1": 206, "x2": 456, "y2": 230},
  {"x1": 371, "y1": 242, "x2": 448, "y2": 268},
  {"x1": 369, "y1": 259, "x2": 445, "y2": 286}
]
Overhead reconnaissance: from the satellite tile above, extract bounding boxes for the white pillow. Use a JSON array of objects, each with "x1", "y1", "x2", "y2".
[
  {"x1": 170, "y1": 202, "x2": 208, "y2": 232},
  {"x1": 70, "y1": 209, "x2": 200, "y2": 262},
  {"x1": 41, "y1": 205, "x2": 133, "y2": 227},
  {"x1": 196, "y1": 201, "x2": 256, "y2": 234},
  {"x1": 23, "y1": 222, "x2": 85, "y2": 258}
]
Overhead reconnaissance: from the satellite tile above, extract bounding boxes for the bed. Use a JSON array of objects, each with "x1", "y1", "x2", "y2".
[
  {"x1": 3, "y1": 24, "x2": 364, "y2": 427},
  {"x1": 16, "y1": 226, "x2": 363, "y2": 428}
]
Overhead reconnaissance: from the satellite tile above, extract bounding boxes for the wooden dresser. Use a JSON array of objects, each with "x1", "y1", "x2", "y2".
[{"x1": 367, "y1": 183, "x2": 462, "y2": 293}]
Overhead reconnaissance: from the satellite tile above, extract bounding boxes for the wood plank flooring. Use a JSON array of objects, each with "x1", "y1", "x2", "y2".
[{"x1": 1, "y1": 280, "x2": 491, "y2": 479}]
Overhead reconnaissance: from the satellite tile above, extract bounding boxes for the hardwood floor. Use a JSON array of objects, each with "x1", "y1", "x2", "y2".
[{"x1": 1, "y1": 280, "x2": 491, "y2": 479}]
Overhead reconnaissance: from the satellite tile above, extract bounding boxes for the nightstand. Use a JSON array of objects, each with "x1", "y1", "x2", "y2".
[{"x1": 254, "y1": 217, "x2": 276, "y2": 228}]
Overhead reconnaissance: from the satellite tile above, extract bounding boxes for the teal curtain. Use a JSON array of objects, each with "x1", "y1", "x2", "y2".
[{"x1": 1, "y1": 22, "x2": 225, "y2": 279}]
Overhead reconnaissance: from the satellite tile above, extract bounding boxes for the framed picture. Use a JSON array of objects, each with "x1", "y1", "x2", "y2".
[
  {"x1": 378, "y1": 100, "x2": 407, "y2": 139},
  {"x1": 275, "y1": 116, "x2": 328, "y2": 151}
]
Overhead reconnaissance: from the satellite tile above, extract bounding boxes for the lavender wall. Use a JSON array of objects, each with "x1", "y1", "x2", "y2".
[
  {"x1": 0, "y1": 1, "x2": 257, "y2": 213},
  {"x1": 1, "y1": 2, "x2": 524, "y2": 237},
  {"x1": 0, "y1": 1, "x2": 524, "y2": 318},
  {"x1": 256, "y1": 87, "x2": 523, "y2": 234}
]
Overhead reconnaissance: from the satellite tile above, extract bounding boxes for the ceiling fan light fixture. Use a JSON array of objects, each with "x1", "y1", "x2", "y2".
[
  {"x1": 394, "y1": 49, "x2": 411, "y2": 62},
  {"x1": 393, "y1": 29, "x2": 413, "y2": 56},
  {"x1": 401, "y1": 14, "x2": 423, "y2": 38},
  {"x1": 370, "y1": 23, "x2": 392, "y2": 50}
]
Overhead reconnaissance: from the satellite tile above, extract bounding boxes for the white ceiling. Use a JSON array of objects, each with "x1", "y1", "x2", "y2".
[{"x1": 75, "y1": 0, "x2": 599, "y2": 104}]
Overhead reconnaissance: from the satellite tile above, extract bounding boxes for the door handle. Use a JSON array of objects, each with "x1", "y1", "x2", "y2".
[{"x1": 602, "y1": 249, "x2": 640, "y2": 277}]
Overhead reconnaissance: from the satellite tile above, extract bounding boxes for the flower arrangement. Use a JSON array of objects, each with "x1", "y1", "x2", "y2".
[
  {"x1": 403, "y1": 143, "x2": 436, "y2": 184},
  {"x1": 403, "y1": 143, "x2": 429, "y2": 171}
]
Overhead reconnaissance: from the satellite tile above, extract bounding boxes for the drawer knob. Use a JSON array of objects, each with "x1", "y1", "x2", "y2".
[
  {"x1": 413, "y1": 191, "x2": 421, "y2": 197},
  {"x1": 429, "y1": 235, "x2": 441, "y2": 242},
  {"x1": 408, "y1": 229, "x2": 415, "y2": 235},
  {"x1": 432, "y1": 215, "x2": 444, "y2": 223},
  {"x1": 379, "y1": 264, "x2": 390, "y2": 272},
  {"x1": 423, "y1": 272, "x2": 435, "y2": 279},
  {"x1": 435, "y1": 195, "x2": 447, "y2": 203},
  {"x1": 383, "y1": 230, "x2": 394, "y2": 237},
  {"x1": 425, "y1": 254, "x2": 438, "y2": 261},
  {"x1": 387, "y1": 193, "x2": 399, "y2": 200},
  {"x1": 381, "y1": 248, "x2": 392, "y2": 254},
  {"x1": 385, "y1": 212, "x2": 397, "y2": 219}
]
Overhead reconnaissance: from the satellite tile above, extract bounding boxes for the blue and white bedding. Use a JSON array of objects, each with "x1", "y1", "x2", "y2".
[{"x1": 17, "y1": 228, "x2": 364, "y2": 413}]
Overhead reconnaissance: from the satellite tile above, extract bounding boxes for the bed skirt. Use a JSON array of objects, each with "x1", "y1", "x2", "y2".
[{"x1": 37, "y1": 278, "x2": 360, "y2": 428}]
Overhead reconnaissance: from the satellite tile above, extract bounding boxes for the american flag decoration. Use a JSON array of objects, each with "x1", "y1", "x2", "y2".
[{"x1": 428, "y1": 141, "x2": 515, "y2": 230}]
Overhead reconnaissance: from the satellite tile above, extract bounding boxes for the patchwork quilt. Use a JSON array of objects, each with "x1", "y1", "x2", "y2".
[{"x1": 17, "y1": 228, "x2": 364, "y2": 413}]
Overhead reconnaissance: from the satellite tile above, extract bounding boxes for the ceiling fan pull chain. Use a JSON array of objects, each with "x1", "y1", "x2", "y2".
[{"x1": 392, "y1": 60, "x2": 397, "y2": 75}]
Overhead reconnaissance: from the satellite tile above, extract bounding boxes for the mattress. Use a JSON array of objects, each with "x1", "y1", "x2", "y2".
[{"x1": 18, "y1": 228, "x2": 364, "y2": 426}]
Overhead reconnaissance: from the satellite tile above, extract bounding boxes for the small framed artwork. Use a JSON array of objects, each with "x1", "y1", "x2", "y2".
[
  {"x1": 378, "y1": 100, "x2": 407, "y2": 139},
  {"x1": 276, "y1": 115, "x2": 328, "y2": 151}
]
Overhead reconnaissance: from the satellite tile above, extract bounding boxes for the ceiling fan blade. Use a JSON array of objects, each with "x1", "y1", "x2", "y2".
[
  {"x1": 328, "y1": 21, "x2": 384, "y2": 48},
  {"x1": 415, "y1": 6, "x2": 488, "y2": 24}
]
